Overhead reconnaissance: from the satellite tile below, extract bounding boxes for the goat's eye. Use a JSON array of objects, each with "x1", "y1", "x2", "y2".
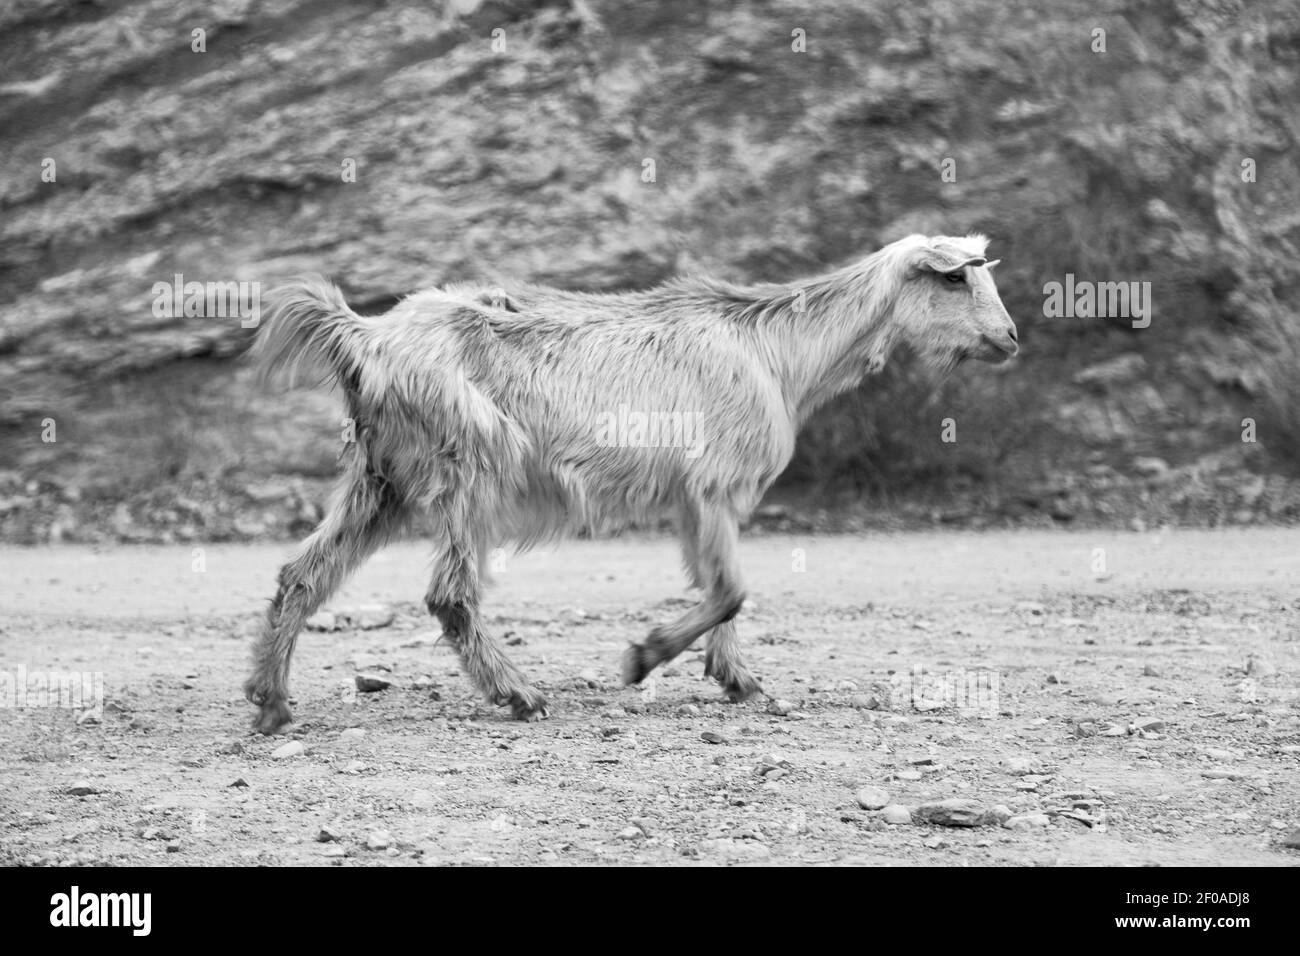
[{"x1": 943, "y1": 272, "x2": 965, "y2": 283}]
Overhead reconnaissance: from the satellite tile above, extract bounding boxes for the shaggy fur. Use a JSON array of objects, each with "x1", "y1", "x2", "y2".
[{"x1": 243, "y1": 233, "x2": 1018, "y2": 734}]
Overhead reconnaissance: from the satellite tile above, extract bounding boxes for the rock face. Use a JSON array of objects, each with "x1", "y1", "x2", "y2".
[{"x1": 2, "y1": 0, "x2": 1298, "y2": 538}]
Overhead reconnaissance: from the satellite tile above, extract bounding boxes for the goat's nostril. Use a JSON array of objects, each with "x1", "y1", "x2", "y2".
[{"x1": 1007, "y1": 327, "x2": 1018, "y2": 343}]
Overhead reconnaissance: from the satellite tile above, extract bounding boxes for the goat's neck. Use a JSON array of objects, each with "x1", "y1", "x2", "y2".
[{"x1": 747, "y1": 282, "x2": 898, "y2": 425}]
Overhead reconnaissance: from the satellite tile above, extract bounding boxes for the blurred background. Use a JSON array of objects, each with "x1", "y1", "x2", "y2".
[{"x1": 1, "y1": 0, "x2": 1298, "y2": 545}]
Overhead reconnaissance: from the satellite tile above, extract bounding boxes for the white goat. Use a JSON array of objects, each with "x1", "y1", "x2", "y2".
[{"x1": 243, "y1": 233, "x2": 1018, "y2": 734}]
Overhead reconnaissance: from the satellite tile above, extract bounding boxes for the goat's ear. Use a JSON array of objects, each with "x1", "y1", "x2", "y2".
[{"x1": 910, "y1": 245, "x2": 987, "y2": 276}]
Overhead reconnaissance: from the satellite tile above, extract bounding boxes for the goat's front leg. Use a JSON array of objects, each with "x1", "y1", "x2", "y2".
[
  {"x1": 704, "y1": 620, "x2": 763, "y2": 702},
  {"x1": 672, "y1": 497, "x2": 762, "y2": 701},
  {"x1": 426, "y1": 518, "x2": 547, "y2": 721},
  {"x1": 622, "y1": 505, "x2": 747, "y2": 686}
]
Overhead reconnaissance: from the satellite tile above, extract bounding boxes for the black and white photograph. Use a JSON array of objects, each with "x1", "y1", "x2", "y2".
[{"x1": 0, "y1": 0, "x2": 1297, "y2": 896}]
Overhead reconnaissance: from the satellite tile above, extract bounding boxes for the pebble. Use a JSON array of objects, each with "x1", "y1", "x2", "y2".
[
  {"x1": 1003, "y1": 757, "x2": 1045, "y2": 776},
  {"x1": 218, "y1": 740, "x2": 244, "y2": 755},
  {"x1": 880, "y1": 805, "x2": 913, "y2": 825},
  {"x1": 1141, "y1": 664, "x2": 1161, "y2": 677},
  {"x1": 305, "y1": 611, "x2": 337, "y2": 632},
  {"x1": 228, "y1": 777, "x2": 249, "y2": 788},
  {"x1": 339, "y1": 728, "x2": 366, "y2": 741},
  {"x1": 317, "y1": 825, "x2": 342, "y2": 843},
  {"x1": 676, "y1": 704, "x2": 701, "y2": 717},
  {"x1": 1131, "y1": 717, "x2": 1166, "y2": 733},
  {"x1": 366, "y1": 830, "x2": 392, "y2": 851},
  {"x1": 339, "y1": 604, "x2": 396, "y2": 630},
  {"x1": 1003, "y1": 813, "x2": 1051, "y2": 830},
  {"x1": 855, "y1": 786, "x2": 890, "y2": 810},
  {"x1": 766, "y1": 698, "x2": 796, "y2": 716},
  {"x1": 66, "y1": 782, "x2": 100, "y2": 796},
  {"x1": 272, "y1": 741, "x2": 306, "y2": 759},
  {"x1": 700, "y1": 731, "x2": 727, "y2": 745},
  {"x1": 922, "y1": 835, "x2": 946, "y2": 849},
  {"x1": 913, "y1": 799, "x2": 991, "y2": 828},
  {"x1": 355, "y1": 674, "x2": 392, "y2": 693},
  {"x1": 1202, "y1": 768, "x2": 1245, "y2": 780},
  {"x1": 1282, "y1": 829, "x2": 1300, "y2": 849},
  {"x1": 895, "y1": 770, "x2": 922, "y2": 782},
  {"x1": 321, "y1": 846, "x2": 347, "y2": 858},
  {"x1": 618, "y1": 827, "x2": 643, "y2": 841}
]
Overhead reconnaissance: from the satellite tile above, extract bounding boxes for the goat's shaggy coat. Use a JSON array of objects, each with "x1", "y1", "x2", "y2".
[{"x1": 243, "y1": 233, "x2": 1018, "y2": 733}]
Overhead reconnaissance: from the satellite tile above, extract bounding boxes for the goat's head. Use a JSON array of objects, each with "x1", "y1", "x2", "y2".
[{"x1": 889, "y1": 234, "x2": 1018, "y2": 368}]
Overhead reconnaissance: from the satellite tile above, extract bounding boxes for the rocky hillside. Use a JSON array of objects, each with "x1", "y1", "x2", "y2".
[{"x1": 2, "y1": 0, "x2": 1299, "y2": 543}]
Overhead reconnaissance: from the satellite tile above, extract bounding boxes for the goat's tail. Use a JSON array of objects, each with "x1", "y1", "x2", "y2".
[{"x1": 249, "y1": 276, "x2": 370, "y2": 390}]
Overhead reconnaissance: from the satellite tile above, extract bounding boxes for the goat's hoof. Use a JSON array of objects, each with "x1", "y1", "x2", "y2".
[
  {"x1": 507, "y1": 687, "x2": 549, "y2": 722},
  {"x1": 251, "y1": 698, "x2": 293, "y2": 736},
  {"x1": 722, "y1": 674, "x2": 763, "y2": 703},
  {"x1": 704, "y1": 657, "x2": 763, "y2": 703},
  {"x1": 621, "y1": 643, "x2": 655, "y2": 686}
]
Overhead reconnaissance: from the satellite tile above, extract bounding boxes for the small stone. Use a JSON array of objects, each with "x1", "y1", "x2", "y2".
[
  {"x1": 317, "y1": 825, "x2": 343, "y2": 843},
  {"x1": 880, "y1": 804, "x2": 913, "y2": 825},
  {"x1": 75, "y1": 710, "x2": 101, "y2": 725},
  {"x1": 229, "y1": 777, "x2": 249, "y2": 788},
  {"x1": 850, "y1": 694, "x2": 883, "y2": 710},
  {"x1": 676, "y1": 704, "x2": 700, "y2": 717},
  {"x1": 272, "y1": 741, "x2": 306, "y2": 759},
  {"x1": 1003, "y1": 813, "x2": 1051, "y2": 830},
  {"x1": 339, "y1": 728, "x2": 366, "y2": 741},
  {"x1": 305, "y1": 611, "x2": 337, "y2": 631},
  {"x1": 986, "y1": 805, "x2": 1013, "y2": 826},
  {"x1": 1101, "y1": 723, "x2": 1128, "y2": 737},
  {"x1": 1202, "y1": 768, "x2": 1245, "y2": 780},
  {"x1": 1281, "y1": 828, "x2": 1300, "y2": 849},
  {"x1": 342, "y1": 604, "x2": 396, "y2": 630},
  {"x1": 922, "y1": 835, "x2": 946, "y2": 849},
  {"x1": 321, "y1": 846, "x2": 347, "y2": 858},
  {"x1": 767, "y1": 698, "x2": 796, "y2": 716},
  {"x1": 366, "y1": 830, "x2": 392, "y2": 851},
  {"x1": 1016, "y1": 601, "x2": 1047, "y2": 615},
  {"x1": 913, "y1": 799, "x2": 990, "y2": 828},
  {"x1": 1132, "y1": 717, "x2": 1166, "y2": 733},
  {"x1": 618, "y1": 827, "x2": 643, "y2": 841},
  {"x1": 1141, "y1": 664, "x2": 1161, "y2": 677},
  {"x1": 66, "y1": 782, "x2": 99, "y2": 797},
  {"x1": 895, "y1": 770, "x2": 922, "y2": 781},
  {"x1": 1003, "y1": 756, "x2": 1045, "y2": 776},
  {"x1": 342, "y1": 760, "x2": 365, "y2": 774},
  {"x1": 700, "y1": 731, "x2": 727, "y2": 745},
  {"x1": 165, "y1": 842, "x2": 181, "y2": 853},
  {"x1": 218, "y1": 740, "x2": 244, "y2": 755},
  {"x1": 855, "y1": 786, "x2": 890, "y2": 810},
  {"x1": 1246, "y1": 657, "x2": 1276, "y2": 678},
  {"x1": 1046, "y1": 673, "x2": 1062, "y2": 684},
  {"x1": 354, "y1": 674, "x2": 392, "y2": 693}
]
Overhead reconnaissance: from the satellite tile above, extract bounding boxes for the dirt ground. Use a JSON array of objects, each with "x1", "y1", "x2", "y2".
[{"x1": 1, "y1": 528, "x2": 1297, "y2": 866}]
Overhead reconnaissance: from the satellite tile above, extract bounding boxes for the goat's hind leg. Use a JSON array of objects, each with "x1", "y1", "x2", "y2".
[
  {"x1": 426, "y1": 507, "x2": 547, "y2": 721},
  {"x1": 244, "y1": 471, "x2": 406, "y2": 734}
]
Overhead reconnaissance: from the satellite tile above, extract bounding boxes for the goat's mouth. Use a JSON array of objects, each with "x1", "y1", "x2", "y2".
[{"x1": 973, "y1": 333, "x2": 1018, "y2": 363}]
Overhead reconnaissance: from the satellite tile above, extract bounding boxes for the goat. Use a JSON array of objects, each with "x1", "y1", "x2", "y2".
[{"x1": 243, "y1": 233, "x2": 1018, "y2": 734}]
